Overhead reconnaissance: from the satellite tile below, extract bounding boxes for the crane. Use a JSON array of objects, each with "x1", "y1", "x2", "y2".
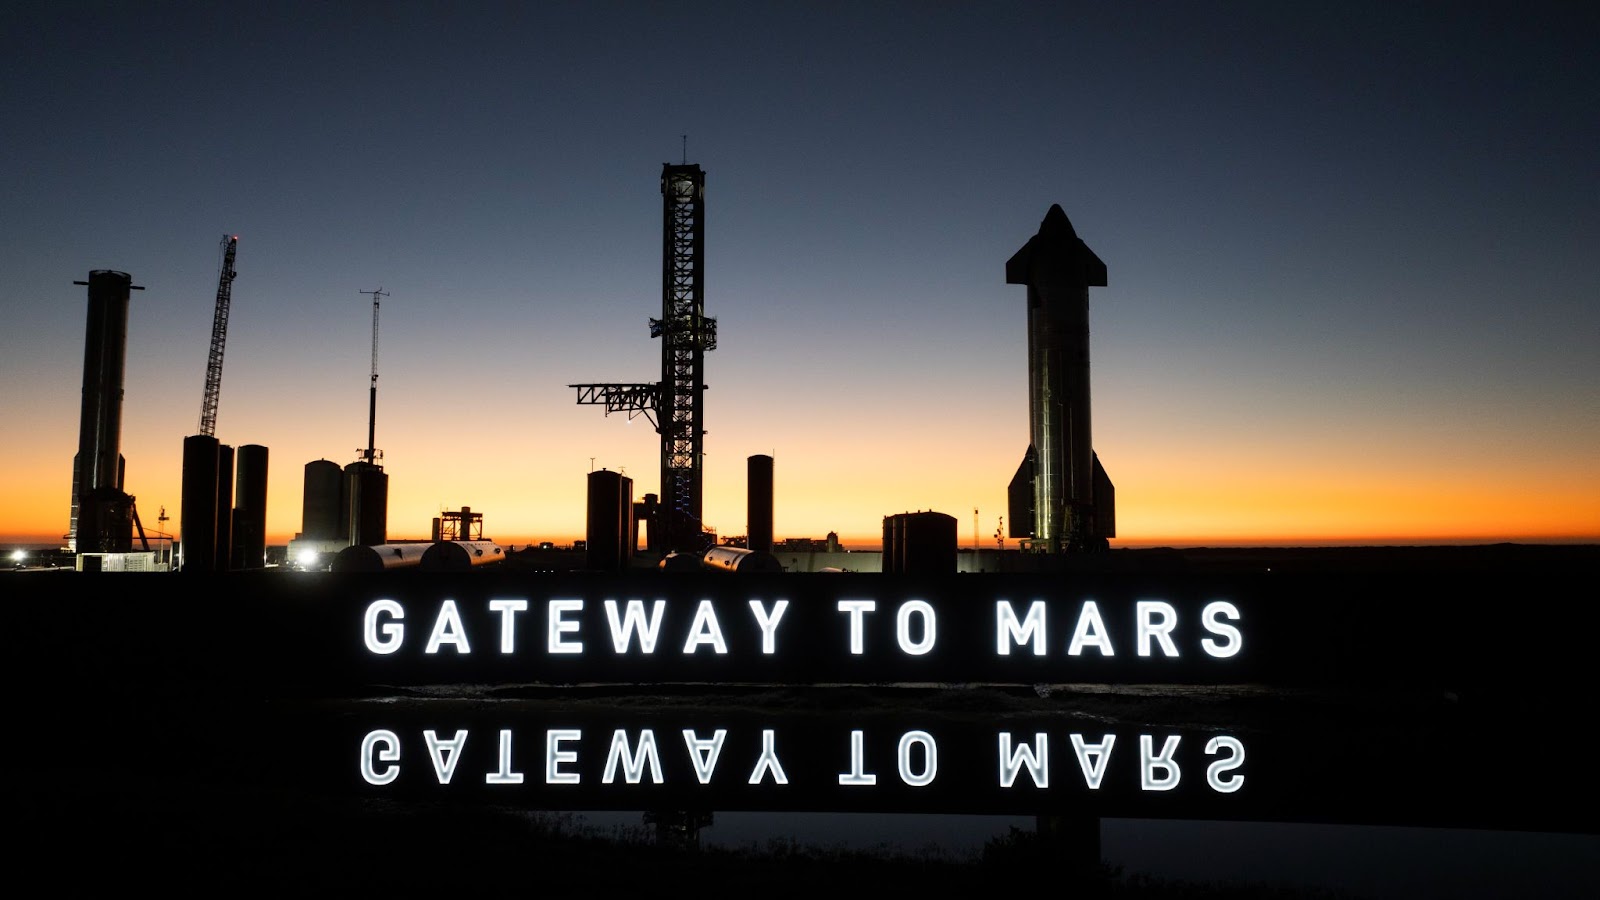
[{"x1": 197, "y1": 235, "x2": 239, "y2": 437}]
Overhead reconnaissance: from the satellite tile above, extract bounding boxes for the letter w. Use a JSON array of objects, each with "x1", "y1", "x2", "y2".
[{"x1": 605, "y1": 599, "x2": 666, "y2": 653}]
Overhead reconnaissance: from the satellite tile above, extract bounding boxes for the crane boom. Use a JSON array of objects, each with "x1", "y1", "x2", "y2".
[{"x1": 198, "y1": 235, "x2": 239, "y2": 437}]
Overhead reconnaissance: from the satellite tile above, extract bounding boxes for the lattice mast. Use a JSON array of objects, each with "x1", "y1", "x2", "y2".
[
  {"x1": 570, "y1": 161, "x2": 717, "y2": 554},
  {"x1": 654, "y1": 164, "x2": 717, "y2": 552},
  {"x1": 197, "y1": 235, "x2": 239, "y2": 437},
  {"x1": 358, "y1": 288, "x2": 387, "y2": 464}
]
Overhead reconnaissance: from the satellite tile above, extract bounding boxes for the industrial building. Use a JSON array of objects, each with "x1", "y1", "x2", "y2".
[
  {"x1": 49, "y1": 166, "x2": 1125, "y2": 579},
  {"x1": 178, "y1": 236, "x2": 275, "y2": 572}
]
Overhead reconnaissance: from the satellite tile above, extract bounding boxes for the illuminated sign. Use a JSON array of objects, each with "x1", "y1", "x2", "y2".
[
  {"x1": 357, "y1": 726, "x2": 1244, "y2": 793},
  {"x1": 8, "y1": 565, "x2": 1590, "y2": 831},
  {"x1": 316, "y1": 698, "x2": 1257, "y2": 816},
  {"x1": 361, "y1": 597, "x2": 1242, "y2": 660},
  {"x1": 363, "y1": 720, "x2": 1248, "y2": 784},
  {"x1": 314, "y1": 573, "x2": 1260, "y2": 686}
]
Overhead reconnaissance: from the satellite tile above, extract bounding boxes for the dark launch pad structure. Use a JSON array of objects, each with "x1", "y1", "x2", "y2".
[
  {"x1": 571, "y1": 163, "x2": 716, "y2": 556},
  {"x1": 567, "y1": 166, "x2": 1117, "y2": 565},
  {"x1": 68, "y1": 270, "x2": 149, "y2": 558},
  {"x1": 61, "y1": 158, "x2": 1118, "y2": 573}
]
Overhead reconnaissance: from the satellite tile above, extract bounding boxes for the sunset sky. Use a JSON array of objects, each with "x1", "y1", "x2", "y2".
[{"x1": 2, "y1": 1, "x2": 1595, "y2": 549}]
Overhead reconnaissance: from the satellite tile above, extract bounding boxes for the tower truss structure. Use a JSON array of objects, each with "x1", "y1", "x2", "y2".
[
  {"x1": 572, "y1": 163, "x2": 716, "y2": 553},
  {"x1": 198, "y1": 235, "x2": 239, "y2": 437}
]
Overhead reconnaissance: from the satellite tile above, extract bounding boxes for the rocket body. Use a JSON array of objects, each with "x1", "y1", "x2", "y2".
[
  {"x1": 76, "y1": 270, "x2": 131, "y2": 498},
  {"x1": 71, "y1": 270, "x2": 135, "y2": 552},
  {"x1": 1006, "y1": 206, "x2": 1112, "y2": 552}
]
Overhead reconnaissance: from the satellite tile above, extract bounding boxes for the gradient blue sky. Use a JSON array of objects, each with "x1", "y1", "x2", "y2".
[{"x1": 3, "y1": 1, "x2": 1596, "y2": 546}]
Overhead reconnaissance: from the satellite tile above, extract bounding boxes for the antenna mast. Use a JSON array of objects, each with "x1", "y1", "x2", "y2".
[
  {"x1": 358, "y1": 288, "x2": 388, "y2": 464},
  {"x1": 198, "y1": 235, "x2": 239, "y2": 436}
]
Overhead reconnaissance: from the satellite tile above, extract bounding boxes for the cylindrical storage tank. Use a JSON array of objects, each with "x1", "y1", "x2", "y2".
[
  {"x1": 585, "y1": 469, "x2": 633, "y2": 572},
  {"x1": 301, "y1": 459, "x2": 342, "y2": 541},
  {"x1": 231, "y1": 444, "x2": 268, "y2": 569},
  {"x1": 630, "y1": 493, "x2": 656, "y2": 550},
  {"x1": 180, "y1": 434, "x2": 220, "y2": 572},
  {"x1": 420, "y1": 540, "x2": 506, "y2": 571},
  {"x1": 78, "y1": 488, "x2": 135, "y2": 556},
  {"x1": 658, "y1": 551, "x2": 701, "y2": 572},
  {"x1": 702, "y1": 545, "x2": 784, "y2": 573},
  {"x1": 330, "y1": 542, "x2": 427, "y2": 572},
  {"x1": 75, "y1": 271, "x2": 132, "y2": 503},
  {"x1": 639, "y1": 493, "x2": 660, "y2": 553},
  {"x1": 344, "y1": 461, "x2": 388, "y2": 546},
  {"x1": 215, "y1": 443, "x2": 235, "y2": 571},
  {"x1": 901, "y1": 511, "x2": 958, "y2": 575},
  {"x1": 881, "y1": 515, "x2": 899, "y2": 575},
  {"x1": 747, "y1": 454, "x2": 774, "y2": 554}
]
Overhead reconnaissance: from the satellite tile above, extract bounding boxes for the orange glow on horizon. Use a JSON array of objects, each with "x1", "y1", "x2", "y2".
[{"x1": 4, "y1": 361, "x2": 1595, "y2": 552}]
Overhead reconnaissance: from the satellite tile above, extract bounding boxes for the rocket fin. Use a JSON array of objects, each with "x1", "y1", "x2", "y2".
[
  {"x1": 1008, "y1": 445, "x2": 1036, "y2": 539},
  {"x1": 1092, "y1": 451, "x2": 1115, "y2": 539}
]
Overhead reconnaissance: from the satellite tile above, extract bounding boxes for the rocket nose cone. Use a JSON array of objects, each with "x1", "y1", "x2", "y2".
[{"x1": 1040, "y1": 204, "x2": 1078, "y2": 239}]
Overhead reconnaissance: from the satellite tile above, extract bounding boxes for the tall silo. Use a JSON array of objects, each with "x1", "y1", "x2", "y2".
[
  {"x1": 231, "y1": 444, "x2": 268, "y2": 569},
  {"x1": 747, "y1": 454, "x2": 774, "y2": 554},
  {"x1": 301, "y1": 459, "x2": 343, "y2": 541},
  {"x1": 901, "y1": 511, "x2": 957, "y2": 575},
  {"x1": 586, "y1": 468, "x2": 633, "y2": 572},
  {"x1": 881, "y1": 515, "x2": 899, "y2": 575},
  {"x1": 180, "y1": 434, "x2": 220, "y2": 571},
  {"x1": 215, "y1": 443, "x2": 235, "y2": 570},
  {"x1": 344, "y1": 460, "x2": 388, "y2": 546}
]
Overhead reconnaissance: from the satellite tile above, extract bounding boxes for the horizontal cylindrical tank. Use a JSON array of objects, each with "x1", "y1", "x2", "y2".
[
  {"x1": 419, "y1": 540, "x2": 505, "y2": 571},
  {"x1": 658, "y1": 551, "x2": 701, "y2": 572},
  {"x1": 330, "y1": 542, "x2": 427, "y2": 572},
  {"x1": 702, "y1": 545, "x2": 784, "y2": 573}
]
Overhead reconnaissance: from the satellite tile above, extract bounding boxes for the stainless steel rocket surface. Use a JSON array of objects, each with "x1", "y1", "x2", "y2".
[{"x1": 1006, "y1": 205, "x2": 1113, "y2": 552}]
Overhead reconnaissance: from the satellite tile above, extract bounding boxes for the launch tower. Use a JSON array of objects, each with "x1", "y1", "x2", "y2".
[{"x1": 572, "y1": 163, "x2": 717, "y2": 554}]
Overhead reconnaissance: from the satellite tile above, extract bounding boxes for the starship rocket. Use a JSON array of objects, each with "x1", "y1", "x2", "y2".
[{"x1": 1005, "y1": 204, "x2": 1115, "y2": 552}]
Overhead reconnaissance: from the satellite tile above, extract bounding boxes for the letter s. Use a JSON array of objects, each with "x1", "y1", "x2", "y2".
[{"x1": 1201, "y1": 601, "x2": 1241, "y2": 658}]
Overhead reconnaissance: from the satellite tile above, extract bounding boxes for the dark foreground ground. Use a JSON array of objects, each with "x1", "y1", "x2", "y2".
[
  {"x1": 7, "y1": 544, "x2": 1598, "y2": 895},
  {"x1": 13, "y1": 683, "x2": 1454, "y2": 896}
]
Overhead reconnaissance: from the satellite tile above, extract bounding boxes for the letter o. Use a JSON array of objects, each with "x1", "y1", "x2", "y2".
[
  {"x1": 898, "y1": 730, "x2": 938, "y2": 786},
  {"x1": 896, "y1": 600, "x2": 936, "y2": 655}
]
